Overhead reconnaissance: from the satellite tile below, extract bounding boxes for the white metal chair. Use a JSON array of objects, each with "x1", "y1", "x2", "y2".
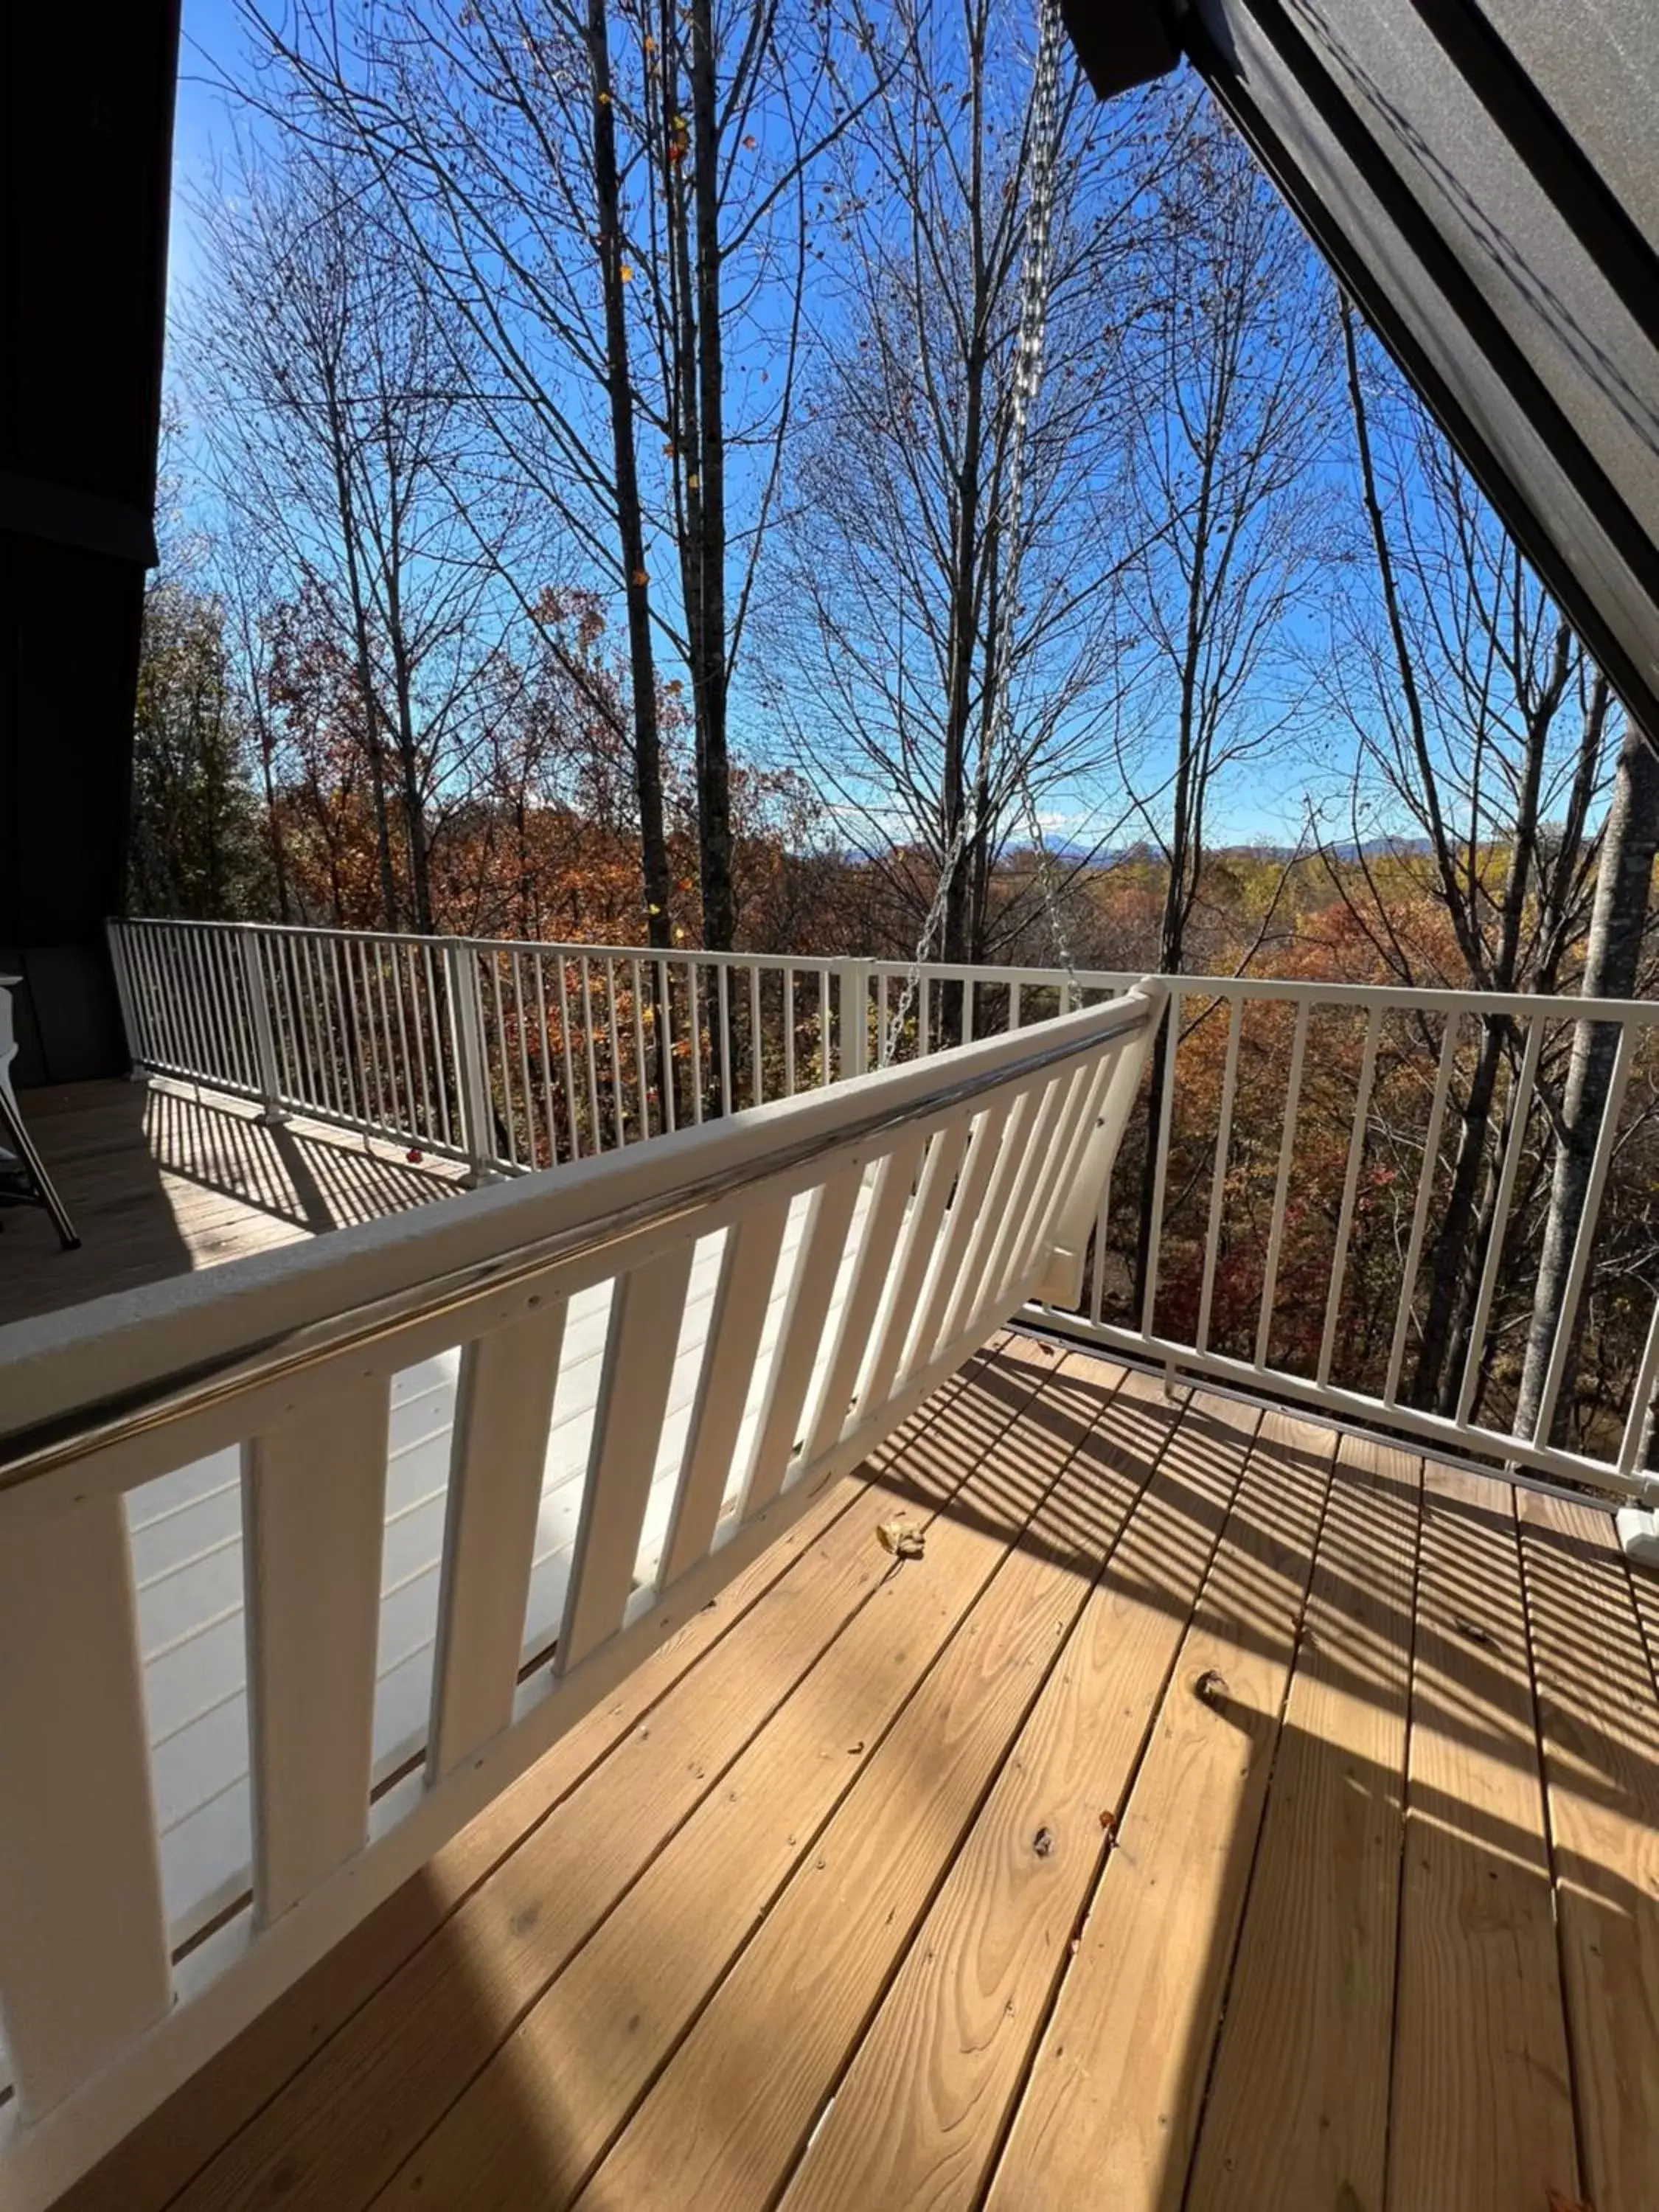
[{"x1": 0, "y1": 975, "x2": 79, "y2": 1251}]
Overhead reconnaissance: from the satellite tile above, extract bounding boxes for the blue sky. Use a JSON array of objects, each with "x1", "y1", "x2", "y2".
[
  {"x1": 171, "y1": 0, "x2": 244, "y2": 293},
  {"x1": 161, "y1": 1, "x2": 1340, "y2": 850},
  {"x1": 161, "y1": 4, "x2": 1603, "y2": 859}
]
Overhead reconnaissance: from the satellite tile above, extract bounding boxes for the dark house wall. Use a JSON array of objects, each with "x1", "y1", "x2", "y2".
[{"x1": 0, "y1": 4, "x2": 182, "y2": 1085}]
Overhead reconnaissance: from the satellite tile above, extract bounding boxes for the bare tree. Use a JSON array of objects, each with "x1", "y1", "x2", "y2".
[
  {"x1": 1116, "y1": 108, "x2": 1335, "y2": 981},
  {"x1": 1319, "y1": 302, "x2": 1619, "y2": 1416},
  {"x1": 237, "y1": 0, "x2": 870, "y2": 951},
  {"x1": 1515, "y1": 722, "x2": 1659, "y2": 1442},
  {"x1": 1116, "y1": 106, "x2": 1338, "y2": 1289},
  {"x1": 216, "y1": 527, "x2": 293, "y2": 922},
  {"x1": 769, "y1": 0, "x2": 1171, "y2": 1000},
  {"x1": 131, "y1": 568, "x2": 273, "y2": 922},
  {"x1": 636, "y1": 0, "x2": 867, "y2": 947},
  {"x1": 182, "y1": 142, "x2": 513, "y2": 933}
]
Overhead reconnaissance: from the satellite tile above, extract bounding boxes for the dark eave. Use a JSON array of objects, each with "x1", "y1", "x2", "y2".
[
  {"x1": 1064, "y1": 0, "x2": 1659, "y2": 741},
  {"x1": 0, "y1": 3, "x2": 182, "y2": 1081}
]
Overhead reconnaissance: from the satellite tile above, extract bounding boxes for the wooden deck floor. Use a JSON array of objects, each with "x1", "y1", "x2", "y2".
[
  {"x1": 58, "y1": 1336, "x2": 1659, "y2": 2212},
  {"x1": 0, "y1": 1077, "x2": 467, "y2": 1326}
]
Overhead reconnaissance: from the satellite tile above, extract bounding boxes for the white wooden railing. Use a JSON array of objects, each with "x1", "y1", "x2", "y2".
[
  {"x1": 1035, "y1": 973, "x2": 1659, "y2": 1509},
  {"x1": 109, "y1": 917, "x2": 891, "y2": 1171},
  {"x1": 0, "y1": 985, "x2": 1158, "y2": 2208},
  {"x1": 105, "y1": 920, "x2": 1659, "y2": 1516},
  {"x1": 106, "y1": 919, "x2": 1124, "y2": 1174}
]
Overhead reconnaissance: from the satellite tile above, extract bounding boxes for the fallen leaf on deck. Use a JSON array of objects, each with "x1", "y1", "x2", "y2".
[
  {"x1": 1452, "y1": 1613, "x2": 1498, "y2": 1649},
  {"x1": 877, "y1": 1519, "x2": 925, "y2": 1560}
]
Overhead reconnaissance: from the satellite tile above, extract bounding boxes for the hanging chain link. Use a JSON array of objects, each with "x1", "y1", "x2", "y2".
[
  {"x1": 995, "y1": 0, "x2": 1077, "y2": 987},
  {"x1": 885, "y1": 0, "x2": 1071, "y2": 1058}
]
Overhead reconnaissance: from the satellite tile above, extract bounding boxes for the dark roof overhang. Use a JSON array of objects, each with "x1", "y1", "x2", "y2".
[
  {"x1": 0, "y1": 3, "x2": 183, "y2": 1080},
  {"x1": 1064, "y1": 0, "x2": 1659, "y2": 738}
]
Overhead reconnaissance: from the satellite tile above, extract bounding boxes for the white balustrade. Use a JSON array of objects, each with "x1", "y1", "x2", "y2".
[{"x1": 0, "y1": 985, "x2": 1158, "y2": 2209}]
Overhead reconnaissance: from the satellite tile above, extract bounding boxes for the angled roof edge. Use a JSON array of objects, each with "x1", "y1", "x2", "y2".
[
  {"x1": 1064, "y1": 0, "x2": 1659, "y2": 740},
  {"x1": 1060, "y1": 1, "x2": 1183, "y2": 98}
]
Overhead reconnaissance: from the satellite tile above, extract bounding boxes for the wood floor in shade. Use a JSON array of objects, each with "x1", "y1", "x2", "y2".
[
  {"x1": 60, "y1": 1338, "x2": 1659, "y2": 2212},
  {"x1": 0, "y1": 1077, "x2": 467, "y2": 1326}
]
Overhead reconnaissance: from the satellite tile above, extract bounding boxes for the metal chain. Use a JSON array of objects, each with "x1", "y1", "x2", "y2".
[
  {"x1": 885, "y1": 0, "x2": 1071, "y2": 1059},
  {"x1": 995, "y1": 0, "x2": 1077, "y2": 987}
]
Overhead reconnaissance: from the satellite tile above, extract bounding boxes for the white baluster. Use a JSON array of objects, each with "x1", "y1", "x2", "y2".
[
  {"x1": 243, "y1": 1377, "x2": 390, "y2": 1922},
  {"x1": 859, "y1": 1116, "x2": 970, "y2": 1412},
  {"x1": 557, "y1": 1245, "x2": 696, "y2": 1673},
  {"x1": 444, "y1": 941, "x2": 494, "y2": 1180},
  {"x1": 902, "y1": 1096, "x2": 1016, "y2": 1382},
  {"x1": 0, "y1": 1489, "x2": 171, "y2": 2119},
  {"x1": 240, "y1": 931, "x2": 287, "y2": 1124},
  {"x1": 428, "y1": 1303, "x2": 568, "y2": 1778},
  {"x1": 739, "y1": 1164, "x2": 864, "y2": 1515},
  {"x1": 660, "y1": 1197, "x2": 791, "y2": 1586},
  {"x1": 801, "y1": 1131, "x2": 926, "y2": 1464}
]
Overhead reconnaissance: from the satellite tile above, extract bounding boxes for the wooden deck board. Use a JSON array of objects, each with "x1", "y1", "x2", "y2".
[
  {"x1": 1185, "y1": 1432, "x2": 1420, "y2": 2211},
  {"x1": 984, "y1": 1405, "x2": 1334, "y2": 2212},
  {"x1": 0, "y1": 1077, "x2": 467, "y2": 1329},
  {"x1": 58, "y1": 1345, "x2": 1659, "y2": 2212},
  {"x1": 1386, "y1": 1466, "x2": 1580, "y2": 2212},
  {"x1": 783, "y1": 1369, "x2": 1252, "y2": 2212},
  {"x1": 1518, "y1": 1487, "x2": 1659, "y2": 2212}
]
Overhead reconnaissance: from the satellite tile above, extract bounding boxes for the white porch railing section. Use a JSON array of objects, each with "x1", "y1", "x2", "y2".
[
  {"x1": 107, "y1": 920, "x2": 1659, "y2": 1509},
  {"x1": 1040, "y1": 974, "x2": 1659, "y2": 1509},
  {"x1": 0, "y1": 987, "x2": 1158, "y2": 2211}
]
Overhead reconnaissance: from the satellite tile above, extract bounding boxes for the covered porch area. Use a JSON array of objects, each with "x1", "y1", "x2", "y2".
[{"x1": 0, "y1": 1077, "x2": 467, "y2": 1329}]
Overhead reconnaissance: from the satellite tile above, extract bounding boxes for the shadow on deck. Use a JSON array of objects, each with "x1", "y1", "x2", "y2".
[
  {"x1": 56, "y1": 1336, "x2": 1659, "y2": 2212},
  {"x1": 0, "y1": 1079, "x2": 467, "y2": 1329}
]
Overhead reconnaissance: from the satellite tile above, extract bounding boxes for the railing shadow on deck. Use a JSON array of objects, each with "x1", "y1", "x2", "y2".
[
  {"x1": 860, "y1": 1348, "x2": 1652, "y2": 2208},
  {"x1": 46, "y1": 1340, "x2": 1658, "y2": 2212},
  {"x1": 140, "y1": 1084, "x2": 464, "y2": 1237},
  {"x1": 880, "y1": 1349, "x2": 1659, "y2": 1841},
  {"x1": 0, "y1": 1082, "x2": 195, "y2": 1329}
]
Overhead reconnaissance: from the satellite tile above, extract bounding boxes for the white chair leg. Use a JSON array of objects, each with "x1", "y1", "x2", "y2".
[{"x1": 0, "y1": 1080, "x2": 80, "y2": 1250}]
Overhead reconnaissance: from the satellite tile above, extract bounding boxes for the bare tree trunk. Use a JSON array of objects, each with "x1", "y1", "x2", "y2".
[
  {"x1": 687, "y1": 0, "x2": 734, "y2": 954},
  {"x1": 333, "y1": 459, "x2": 400, "y2": 930},
  {"x1": 251, "y1": 708, "x2": 291, "y2": 925},
  {"x1": 383, "y1": 573, "x2": 436, "y2": 935},
  {"x1": 588, "y1": 0, "x2": 673, "y2": 957},
  {"x1": 933, "y1": 313, "x2": 990, "y2": 1049},
  {"x1": 1413, "y1": 1017, "x2": 1506, "y2": 1412},
  {"x1": 1133, "y1": 524, "x2": 1207, "y2": 1312},
  {"x1": 350, "y1": 632, "x2": 400, "y2": 929},
  {"x1": 1515, "y1": 723, "x2": 1659, "y2": 1442}
]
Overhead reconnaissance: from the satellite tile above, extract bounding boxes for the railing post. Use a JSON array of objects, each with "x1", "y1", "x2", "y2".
[
  {"x1": 104, "y1": 918, "x2": 147, "y2": 1082},
  {"x1": 841, "y1": 961, "x2": 871, "y2": 1081},
  {"x1": 443, "y1": 938, "x2": 495, "y2": 1183},
  {"x1": 238, "y1": 930, "x2": 288, "y2": 1125}
]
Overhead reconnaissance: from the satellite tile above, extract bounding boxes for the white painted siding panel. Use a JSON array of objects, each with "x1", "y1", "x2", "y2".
[{"x1": 119, "y1": 1180, "x2": 871, "y2": 1939}]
